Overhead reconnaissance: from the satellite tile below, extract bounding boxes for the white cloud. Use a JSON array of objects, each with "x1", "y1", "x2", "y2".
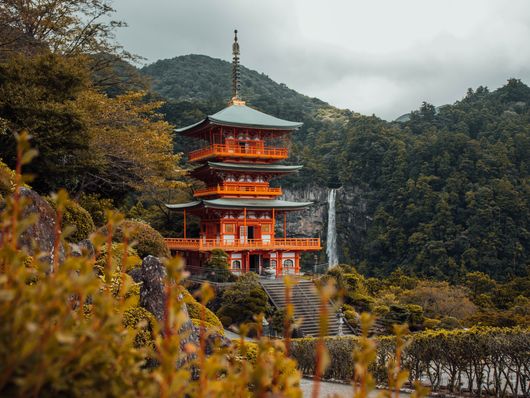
[{"x1": 112, "y1": 0, "x2": 530, "y2": 120}]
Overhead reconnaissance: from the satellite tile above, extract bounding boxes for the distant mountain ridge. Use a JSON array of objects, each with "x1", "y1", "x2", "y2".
[{"x1": 141, "y1": 54, "x2": 329, "y2": 119}]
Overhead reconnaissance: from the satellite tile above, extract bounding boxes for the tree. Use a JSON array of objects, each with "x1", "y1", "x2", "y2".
[
  {"x1": 0, "y1": 52, "x2": 185, "y2": 201},
  {"x1": 0, "y1": 0, "x2": 128, "y2": 58},
  {"x1": 463, "y1": 271, "x2": 497, "y2": 299},
  {"x1": 400, "y1": 281, "x2": 477, "y2": 320},
  {"x1": 216, "y1": 273, "x2": 269, "y2": 327},
  {"x1": 205, "y1": 249, "x2": 233, "y2": 282},
  {"x1": 0, "y1": 52, "x2": 93, "y2": 193},
  {"x1": 75, "y1": 89, "x2": 185, "y2": 199}
]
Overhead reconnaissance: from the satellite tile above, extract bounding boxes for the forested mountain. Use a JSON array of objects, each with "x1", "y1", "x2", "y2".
[
  {"x1": 142, "y1": 54, "x2": 353, "y2": 185},
  {"x1": 144, "y1": 56, "x2": 530, "y2": 281}
]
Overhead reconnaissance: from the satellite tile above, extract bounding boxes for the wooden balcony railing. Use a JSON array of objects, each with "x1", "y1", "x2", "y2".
[
  {"x1": 165, "y1": 237, "x2": 321, "y2": 251},
  {"x1": 194, "y1": 184, "x2": 282, "y2": 197},
  {"x1": 188, "y1": 144, "x2": 288, "y2": 162}
]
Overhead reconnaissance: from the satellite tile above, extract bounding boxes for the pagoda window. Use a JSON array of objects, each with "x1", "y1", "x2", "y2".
[
  {"x1": 232, "y1": 260, "x2": 241, "y2": 269},
  {"x1": 283, "y1": 259, "x2": 294, "y2": 268}
]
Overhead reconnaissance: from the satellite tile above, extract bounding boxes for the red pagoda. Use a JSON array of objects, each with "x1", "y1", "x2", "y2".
[{"x1": 165, "y1": 30, "x2": 321, "y2": 277}]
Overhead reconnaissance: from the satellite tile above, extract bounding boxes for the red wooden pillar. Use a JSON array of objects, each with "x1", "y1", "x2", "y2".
[
  {"x1": 295, "y1": 252, "x2": 300, "y2": 275},
  {"x1": 243, "y1": 207, "x2": 247, "y2": 242},
  {"x1": 278, "y1": 251, "x2": 283, "y2": 278},
  {"x1": 246, "y1": 251, "x2": 250, "y2": 273},
  {"x1": 272, "y1": 208, "x2": 275, "y2": 242}
]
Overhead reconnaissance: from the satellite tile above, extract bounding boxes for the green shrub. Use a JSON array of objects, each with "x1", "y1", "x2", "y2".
[
  {"x1": 406, "y1": 304, "x2": 424, "y2": 329},
  {"x1": 0, "y1": 236, "x2": 153, "y2": 397},
  {"x1": 47, "y1": 198, "x2": 95, "y2": 243},
  {"x1": 216, "y1": 273, "x2": 269, "y2": 327},
  {"x1": 219, "y1": 315, "x2": 233, "y2": 327},
  {"x1": 63, "y1": 200, "x2": 95, "y2": 242},
  {"x1": 231, "y1": 340, "x2": 258, "y2": 363},
  {"x1": 111, "y1": 220, "x2": 170, "y2": 258},
  {"x1": 123, "y1": 306, "x2": 156, "y2": 347},
  {"x1": 291, "y1": 327, "x2": 530, "y2": 396},
  {"x1": 95, "y1": 242, "x2": 142, "y2": 274},
  {"x1": 179, "y1": 287, "x2": 223, "y2": 330},
  {"x1": 78, "y1": 193, "x2": 114, "y2": 227},
  {"x1": 423, "y1": 317, "x2": 441, "y2": 329},
  {"x1": 346, "y1": 291, "x2": 374, "y2": 312},
  {"x1": 191, "y1": 319, "x2": 224, "y2": 336},
  {"x1": 205, "y1": 249, "x2": 235, "y2": 282},
  {"x1": 438, "y1": 316, "x2": 462, "y2": 330},
  {"x1": 372, "y1": 304, "x2": 390, "y2": 316}
]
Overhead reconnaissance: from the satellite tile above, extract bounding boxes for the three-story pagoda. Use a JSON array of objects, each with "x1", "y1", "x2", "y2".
[{"x1": 165, "y1": 31, "x2": 321, "y2": 276}]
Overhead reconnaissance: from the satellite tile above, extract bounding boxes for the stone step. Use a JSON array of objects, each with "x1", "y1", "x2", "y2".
[{"x1": 260, "y1": 279, "x2": 353, "y2": 337}]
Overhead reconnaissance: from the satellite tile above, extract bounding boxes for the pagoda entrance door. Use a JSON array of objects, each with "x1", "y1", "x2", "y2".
[
  {"x1": 247, "y1": 226, "x2": 255, "y2": 240},
  {"x1": 249, "y1": 254, "x2": 260, "y2": 273}
]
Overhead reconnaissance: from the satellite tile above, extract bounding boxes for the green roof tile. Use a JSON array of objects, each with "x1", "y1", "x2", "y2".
[
  {"x1": 176, "y1": 103, "x2": 303, "y2": 133},
  {"x1": 165, "y1": 198, "x2": 312, "y2": 211}
]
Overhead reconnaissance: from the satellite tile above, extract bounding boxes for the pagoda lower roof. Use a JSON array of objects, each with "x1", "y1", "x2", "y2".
[
  {"x1": 198, "y1": 161, "x2": 303, "y2": 174},
  {"x1": 176, "y1": 103, "x2": 303, "y2": 135},
  {"x1": 165, "y1": 198, "x2": 312, "y2": 211}
]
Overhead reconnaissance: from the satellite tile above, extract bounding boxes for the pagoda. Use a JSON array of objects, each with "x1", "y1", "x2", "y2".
[{"x1": 165, "y1": 30, "x2": 321, "y2": 277}]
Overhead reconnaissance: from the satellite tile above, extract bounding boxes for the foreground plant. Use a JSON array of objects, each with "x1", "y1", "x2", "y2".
[{"x1": 0, "y1": 134, "x2": 303, "y2": 397}]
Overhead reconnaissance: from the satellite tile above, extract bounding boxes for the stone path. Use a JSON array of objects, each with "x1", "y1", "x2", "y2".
[
  {"x1": 300, "y1": 378, "x2": 412, "y2": 398},
  {"x1": 223, "y1": 329, "x2": 254, "y2": 341}
]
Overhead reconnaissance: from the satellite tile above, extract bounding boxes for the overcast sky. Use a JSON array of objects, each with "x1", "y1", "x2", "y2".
[{"x1": 111, "y1": 0, "x2": 530, "y2": 120}]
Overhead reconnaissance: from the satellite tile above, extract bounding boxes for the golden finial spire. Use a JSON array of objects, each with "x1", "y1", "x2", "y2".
[{"x1": 230, "y1": 29, "x2": 245, "y2": 105}]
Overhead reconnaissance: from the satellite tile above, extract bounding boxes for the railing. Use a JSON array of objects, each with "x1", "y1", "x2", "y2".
[
  {"x1": 193, "y1": 184, "x2": 282, "y2": 197},
  {"x1": 164, "y1": 237, "x2": 321, "y2": 251},
  {"x1": 188, "y1": 144, "x2": 288, "y2": 162}
]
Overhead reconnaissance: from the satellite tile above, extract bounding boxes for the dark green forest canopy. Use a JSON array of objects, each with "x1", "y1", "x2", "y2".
[{"x1": 143, "y1": 56, "x2": 529, "y2": 281}]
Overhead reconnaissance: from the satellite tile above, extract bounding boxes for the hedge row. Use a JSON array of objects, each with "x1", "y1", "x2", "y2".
[{"x1": 291, "y1": 327, "x2": 529, "y2": 397}]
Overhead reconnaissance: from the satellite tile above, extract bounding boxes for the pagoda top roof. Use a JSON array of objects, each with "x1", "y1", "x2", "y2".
[
  {"x1": 176, "y1": 103, "x2": 303, "y2": 134},
  {"x1": 165, "y1": 198, "x2": 312, "y2": 211}
]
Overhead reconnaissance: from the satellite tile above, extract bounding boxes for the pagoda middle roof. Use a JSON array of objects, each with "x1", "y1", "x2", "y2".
[
  {"x1": 176, "y1": 103, "x2": 303, "y2": 134},
  {"x1": 202, "y1": 161, "x2": 303, "y2": 173},
  {"x1": 165, "y1": 198, "x2": 312, "y2": 211}
]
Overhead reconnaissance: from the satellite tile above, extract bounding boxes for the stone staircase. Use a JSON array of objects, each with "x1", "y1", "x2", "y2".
[{"x1": 260, "y1": 278, "x2": 353, "y2": 337}]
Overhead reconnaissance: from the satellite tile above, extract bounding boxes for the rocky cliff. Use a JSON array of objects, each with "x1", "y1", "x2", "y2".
[{"x1": 281, "y1": 184, "x2": 372, "y2": 267}]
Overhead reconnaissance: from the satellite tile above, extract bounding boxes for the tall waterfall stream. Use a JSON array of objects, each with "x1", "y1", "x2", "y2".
[{"x1": 326, "y1": 188, "x2": 338, "y2": 268}]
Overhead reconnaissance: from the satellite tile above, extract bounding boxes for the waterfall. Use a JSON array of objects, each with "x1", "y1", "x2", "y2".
[{"x1": 326, "y1": 188, "x2": 338, "y2": 268}]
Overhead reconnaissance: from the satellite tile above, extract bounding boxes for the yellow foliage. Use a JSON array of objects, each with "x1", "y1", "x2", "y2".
[{"x1": 74, "y1": 89, "x2": 187, "y2": 195}]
